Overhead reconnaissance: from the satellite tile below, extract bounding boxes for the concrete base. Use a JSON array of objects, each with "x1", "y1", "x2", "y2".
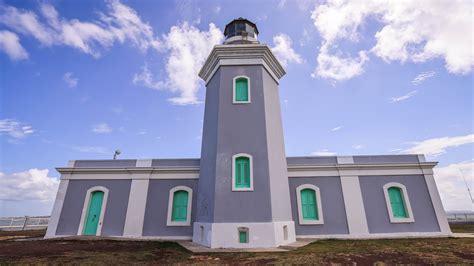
[{"x1": 192, "y1": 221, "x2": 296, "y2": 248}]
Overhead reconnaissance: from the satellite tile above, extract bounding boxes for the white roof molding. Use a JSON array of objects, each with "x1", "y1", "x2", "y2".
[{"x1": 199, "y1": 44, "x2": 286, "y2": 84}]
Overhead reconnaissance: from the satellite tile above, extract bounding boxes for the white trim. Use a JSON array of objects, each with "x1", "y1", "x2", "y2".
[
  {"x1": 199, "y1": 44, "x2": 286, "y2": 84},
  {"x1": 193, "y1": 221, "x2": 296, "y2": 248},
  {"x1": 123, "y1": 179, "x2": 149, "y2": 237},
  {"x1": 296, "y1": 184, "x2": 324, "y2": 225},
  {"x1": 232, "y1": 75, "x2": 251, "y2": 104},
  {"x1": 296, "y1": 231, "x2": 451, "y2": 239},
  {"x1": 424, "y1": 174, "x2": 452, "y2": 234},
  {"x1": 231, "y1": 153, "x2": 254, "y2": 191},
  {"x1": 337, "y1": 156, "x2": 354, "y2": 164},
  {"x1": 383, "y1": 182, "x2": 415, "y2": 223},
  {"x1": 340, "y1": 176, "x2": 369, "y2": 235},
  {"x1": 136, "y1": 159, "x2": 152, "y2": 167},
  {"x1": 166, "y1": 186, "x2": 193, "y2": 226},
  {"x1": 45, "y1": 179, "x2": 69, "y2": 238},
  {"x1": 77, "y1": 186, "x2": 109, "y2": 236}
]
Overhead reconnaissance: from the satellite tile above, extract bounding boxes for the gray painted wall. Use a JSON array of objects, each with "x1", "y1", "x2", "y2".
[
  {"x1": 287, "y1": 157, "x2": 337, "y2": 165},
  {"x1": 289, "y1": 177, "x2": 349, "y2": 235},
  {"x1": 353, "y1": 155, "x2": 420, "y2": 164},
  {"x1": 359, "y1": 175, "x2": 440, "y2": 233},
  {"x1": 197, "y1": 65, "x2": 293, "y2": 223},
  {"x1": 55, "y1": 180, "x2": 131, "y2": 236},
  {"x1": 74, "y1": 160, "x2": 137, "y2": 168},
  {"x1": 143, "y1": 179, "x2": 198, "y2": 236}
]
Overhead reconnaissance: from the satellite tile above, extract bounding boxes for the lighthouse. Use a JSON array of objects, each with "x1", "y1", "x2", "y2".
[{"x1": 193, "y1": 18, "x2": 296, "y2": 248}]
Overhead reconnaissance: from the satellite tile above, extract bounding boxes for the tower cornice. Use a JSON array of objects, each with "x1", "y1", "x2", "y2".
[{"x1": 199, "y1": 44, "x2": 286, "y2": 84}]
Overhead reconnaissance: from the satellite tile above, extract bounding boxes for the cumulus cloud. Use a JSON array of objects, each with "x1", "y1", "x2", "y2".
[
  {"x1": 0, "y1": 30, "x2": 28, "y2": 60},
  {"x1": 402, "y1": 134, "x2": 474, "y2": 157},
  {"x1": 412, "y1": 70, "x2": 436, "y2": 85},
  {"x1": 331, "y1": 125, "x2": 343, "y2": 131},
  {"x1": 434, "y1": 160, "x2": 473, "y2": 211},
  {"x1": 0, "y1": 119, "x2": 35, "y2": 139},
  {"x1": 0, "y1": 0, "x2": 161, "y2": 58},
  {"x1": 134, "y1": 22, "x2": 223, "y2": 105},
  {"x1": 311, "y1": 149, "x2": 337, "y2": 156},
  {"x1": 390, "y1": 90, "x2": 417, "y2": 103},
  {"x1": 311, "y1": 0, "x2": 473, "y2": 81},
  {"x1": 0, "y1": 169, "x2": 59, "y2": 201},
  {"x1": 63, "y1": 72, "x2": 78, "y2": 88},
  {"x1": 271, "y1": 33, "x2": 303, "y2": 67},
  {"x1": 92, "y1": 123, "x2": 113, "y2": 134}
]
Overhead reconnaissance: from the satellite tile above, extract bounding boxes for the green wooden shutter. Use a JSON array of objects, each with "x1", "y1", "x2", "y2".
[
  {"x1": 172, "y1": 190, "x2": 189, "y2": 221},
  {"x1": 301, "y1": 189, "x2": 318, "y2": 220},
  {"x1": 239, "y1": 230, "x2": 248, "y2": 243},
  {"x1": 235, "y1": 78, "x2": 249, "y2": 102},
  {"x1": 388, "y1": 187, "x2": 408, "y2": 218},
  {"x1": 235, "y1": 157, "x2": 250, "y2": 188}
]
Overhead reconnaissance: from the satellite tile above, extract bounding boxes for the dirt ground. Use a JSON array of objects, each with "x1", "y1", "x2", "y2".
[{"x1": 0, "y1": 224, "x2": 473, "y2": 264}]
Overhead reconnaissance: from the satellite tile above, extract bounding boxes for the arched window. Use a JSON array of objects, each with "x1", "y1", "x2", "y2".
[
  {"x1": 167, "y1": 186, "x2": 193, "y2": 226},
  {"x1": 296, "y1": 184, "x2": 324, "y2": 225},
  {"x1": 383, "y1": 183, "x2": 414, "y2": 223},
  {"x1": 233, "y1": 76, "x2": 250, "y2": 103},
  {"x1": 78, "y1": 186, "x2": 109, "y2": 236},
  {"x1": 232, "y1": 153, "x2": 253, "y2": 191}
]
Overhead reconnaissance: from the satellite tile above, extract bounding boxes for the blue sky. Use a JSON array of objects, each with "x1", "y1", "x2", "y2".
[{"x1": 0, "y1": 0, "x2": 472, "y2": 216}]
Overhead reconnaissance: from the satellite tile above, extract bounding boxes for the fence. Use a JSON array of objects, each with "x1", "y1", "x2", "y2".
[
  {"x1": 446, "y1": 212, "x2": 474, "y2": 223},
  {"x1": 0, "y1": 216, "x2": 50, "y2": 231}
]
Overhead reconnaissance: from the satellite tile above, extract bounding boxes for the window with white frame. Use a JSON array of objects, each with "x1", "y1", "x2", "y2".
[
  {"x1": 296, "y1": 184, "x2": 324, "y2": 225},
  {"x1": 233, "y1": 76, "x2": 250, "y2": 104},
  {"x1": 383, "y1": 182, "x2": 415, "y2": 223},
  {"x1": 232, "y1": 153, "x2": 253, "y2": 191},
  {"x1": 167, "y1": 186, "x2": 193, "y2": 226}
]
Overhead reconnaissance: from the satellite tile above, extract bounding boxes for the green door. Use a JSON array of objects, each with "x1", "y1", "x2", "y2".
[{"x1": 83, "y1": 191, "x2": 104, "y2": 235}]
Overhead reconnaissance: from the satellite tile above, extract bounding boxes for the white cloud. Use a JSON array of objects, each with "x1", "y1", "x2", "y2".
[
  {"x1": 271, "y1": 33, "x2": 303, "y2": 67},
  {"x1": 134, "y1": 22, "x2": 223, "y2": 105},
  {"x1": 311, "y1": 0, "x2": 473, "y2": 81},
  {"x1": 311, "y1": 149, "x2": 337, "y2": 156},
  {"x1": 63, "y1": 72, "x2": 78, "y2": 88},
  {"x1": 213, "y1": 6, "x2": 221, "y2": 14},
  {"x1": 402, "y1": 134, "x2": 474, "y2": 157},
  {"x1": 0, "y1": 30, "x2": 28, "y2": 60},
  {"x1": 412, "y1": 70, "x2": 436, "y2": 85},
  {"x1": 352, "y1": 144, "x2": 364, "y2": 149},
  {"x1": 434, "y1": 161, "x2": 473, "y2": 211},
  {"x1": 0, "y1": 1, "x2": 161, "y2": 59},
  {"x1": 313, "y1": 44, "x2": 369, "y2": 81},
  {"x1": 92, "y1": 123, "x2": 113, "y2": 134},
  {"x1": 331, "y1": 125, "x2": 343, "y2": 131},
  {"x1": 390, "y1": 90, "x2": 417, "y2": 103},
  {"x1": 0, "y1": 169, "x2": 59, "y2": 201},
  {"x1": 0, "y1": 119, "x2": 35, "y2": 139}
]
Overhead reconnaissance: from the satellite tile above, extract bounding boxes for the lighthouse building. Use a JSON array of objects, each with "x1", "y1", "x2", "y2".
[{"x1": 45, "y1": 18, "x2": 451, "y2": 248}]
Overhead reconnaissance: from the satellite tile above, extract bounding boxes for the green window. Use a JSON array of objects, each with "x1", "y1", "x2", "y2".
[
  {"x1": 301, "y1": 189, "x2": 318, "y2": 220},
  {"x1": 235, "y1": 156, "x2": 250, "y2": 188},
  {"x1": 235, "y1": 77, "x2": 249, "y2": 102},
  {"x1": 239, "y1": 230, "x2": 248, "y2": 243},
  {"x1": 388, "y1": 187, "x2": 408, "y2": 218},
  {"x1": 171, "y1": 190, "x2": 189, "y2": 222}
]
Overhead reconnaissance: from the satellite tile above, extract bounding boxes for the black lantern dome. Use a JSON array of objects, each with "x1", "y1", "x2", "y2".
[{"x1": 223, "y1": 18, "x2": 259, "y2": 44}]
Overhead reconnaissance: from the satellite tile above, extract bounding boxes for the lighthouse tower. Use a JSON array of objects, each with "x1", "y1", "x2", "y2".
[{"x1": 193, "y1": 18, "x2": 296, "y2": 248}]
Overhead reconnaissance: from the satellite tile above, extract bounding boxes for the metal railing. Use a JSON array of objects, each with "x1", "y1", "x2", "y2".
[
  {"x1": 0, "y1": 216, "x2": 49, "y2": 231},
  {"x1": 446, "y1": 212, "x2": 474, "y2": 222}
]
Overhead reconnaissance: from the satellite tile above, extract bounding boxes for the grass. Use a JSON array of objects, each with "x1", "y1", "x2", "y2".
[{"x1": 0, "y1": 224, "x2": 473, "y2": 264}]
